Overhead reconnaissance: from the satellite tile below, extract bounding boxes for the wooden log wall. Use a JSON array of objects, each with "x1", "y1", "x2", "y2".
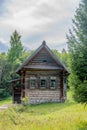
[
  {"x1": 26, "y1": 89, "x2": 60, "y2": 104},
  {"x1": 24, "y1": 70, "x2": 65, "y2": 104}
]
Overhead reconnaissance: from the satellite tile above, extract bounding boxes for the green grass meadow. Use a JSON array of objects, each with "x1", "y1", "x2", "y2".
[{"x1": 0, "y1": 91, "x2": 87, "y2": 130}]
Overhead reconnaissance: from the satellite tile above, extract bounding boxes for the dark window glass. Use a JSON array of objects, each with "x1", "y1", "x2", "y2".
[
  {"x1": 50, "y1": 80, "x2": 56, "y2": 87},
  {"x1": 41, "y1": 79, "x2": 46, "y2": 87}
]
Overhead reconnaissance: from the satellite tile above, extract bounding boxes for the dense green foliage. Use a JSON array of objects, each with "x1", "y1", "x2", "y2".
[
  {"x1": 67, "y1": 0, "x2": 87, "y2": 103},
  {"x1": 52, "y1": 49, "x2": 69, "y2": 67},
  {"x1": 8, "y1": 30, "x2": 24, "y2": 63},
  {"x1": 0, "y1": 31, "x2": 33, "y2": 99},
  {"x1": 0, "y1": 53, "x2": 11, "y2": 98},
  {"x1": 0, "y1": 91, "x2": 87, "y2": 130}
]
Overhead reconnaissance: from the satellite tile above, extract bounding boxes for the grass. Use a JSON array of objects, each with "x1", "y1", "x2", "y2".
[
  {"x1": 0, "y1": 91, "x2": 87, "y2": 130},
  {"x1": 0, "y1": 97, "x2": 12, "y2": 106}
]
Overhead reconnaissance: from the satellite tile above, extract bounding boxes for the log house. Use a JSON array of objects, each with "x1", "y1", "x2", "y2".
[{"x1": 12, "y1": 41, "x2": 69, "y2": 104}]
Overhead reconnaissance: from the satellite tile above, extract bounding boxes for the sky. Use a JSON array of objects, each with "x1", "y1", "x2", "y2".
[{"x1": 0, "y1": 0, "x2": 80, "y2": 52}]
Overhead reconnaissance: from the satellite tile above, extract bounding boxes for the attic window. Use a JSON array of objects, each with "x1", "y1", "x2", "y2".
[{"x1": 43, "y1": 60, "x2": 47, "y2": 62}]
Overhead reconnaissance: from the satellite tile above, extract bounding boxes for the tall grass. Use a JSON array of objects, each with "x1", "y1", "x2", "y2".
[{"x1": 0, "y1": 91, "x2": 87, "y2": 130}]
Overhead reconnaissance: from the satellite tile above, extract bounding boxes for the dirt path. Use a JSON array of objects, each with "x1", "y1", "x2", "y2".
[{"x1": 0, "y1": 104, "x2": 8, "y2": 110}]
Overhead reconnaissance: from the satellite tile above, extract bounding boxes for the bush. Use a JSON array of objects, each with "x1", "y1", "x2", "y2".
[
  {"x1": 21, "y1": 97, "x2": 29, "y2": 106},
  {"x1": 74, "y1": 80, "x2": 87, "y2": 103},
  {"x1": 0, "y1": 88, "x2": 10, "y2": 100}
]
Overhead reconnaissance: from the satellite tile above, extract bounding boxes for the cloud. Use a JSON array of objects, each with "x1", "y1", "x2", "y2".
[
  {"x1": 0, "y1": 41, "x2": 8, "y2": 52},
  {"x1": 0, "y1": 0, "x2": 80, "y2": 52}
]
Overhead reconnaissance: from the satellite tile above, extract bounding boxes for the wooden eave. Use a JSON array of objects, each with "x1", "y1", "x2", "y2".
[
  {"x1": 24, "y1": 65, "x2": 63, "y2": 70},
  {"x1": 8, "y1": 78, "x2": 21, "y2": 83}
]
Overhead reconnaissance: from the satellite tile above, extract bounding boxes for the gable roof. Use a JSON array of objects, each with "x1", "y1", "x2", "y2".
[{"x1": 16, "y1": 41, "x2": 69, "y2": 74}]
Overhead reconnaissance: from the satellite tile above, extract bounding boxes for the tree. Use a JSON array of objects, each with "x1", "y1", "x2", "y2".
[
  {"x1": 0, "y1": 53, "x2": 7, "y2": 83},
  {"x1": 52, "y1": 49, "x2": 69, "y2": 67},
  {"x1": 0, "y1": 30, "x2": 25, "y2": 98},
  {"x1": 8, "y1": 30, "x2": 24, "y2": 62},
  {"x1": 0, "y1": 31, "x2": 34, "y2": 99},
  {"x1": 61, "y1": 49, "x2": 69, "y2": 67},
  {"x1": 0, "y1": 53, "x2": 10, "y2": 98},
  {"x1": 67, "y1": 0, "x2": 87, "y2": 103},
  {"x1": 8, "y1": 30, "x2": 24, "y2": 78}
]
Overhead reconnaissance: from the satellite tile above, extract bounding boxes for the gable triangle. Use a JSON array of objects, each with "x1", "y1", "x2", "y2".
[
  {"x1": 25, "y1": 47, "x2": 63, "y2": 70},
  {"x1": 16, "y1": 41, "x2": 69, "y2": 73}
]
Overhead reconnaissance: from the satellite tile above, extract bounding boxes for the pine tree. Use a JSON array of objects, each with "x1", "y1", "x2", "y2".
[
  {"x1": 67, "y1": 0, "x2": 87, "y2": 103},
  {"x1": 8, "y1": 30, "x2": 24, "y2": 63},
  {"x1": 8, "y1": 30, "x2": 24, "y2": 79}
]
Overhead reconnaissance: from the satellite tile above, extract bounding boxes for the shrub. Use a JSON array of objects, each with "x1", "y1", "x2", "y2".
[
  {"x1": 21, "y1": 96, "x2": 29, "y2": 106},
  {"x1": 74, "y1": 80, "x2": 87, "y2": 103}
]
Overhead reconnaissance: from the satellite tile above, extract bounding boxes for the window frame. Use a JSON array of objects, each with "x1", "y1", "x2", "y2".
[
  {"x1": 50, "y1": 76, "x2": 56, "y2": 89},
  {"x1": 40, "y1": 76, "x2": 47, "y2": 89},
  {"x1": 30, "y1": 77, "x2": 36, "y2": 89}
]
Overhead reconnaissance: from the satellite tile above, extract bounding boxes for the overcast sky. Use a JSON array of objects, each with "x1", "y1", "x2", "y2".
[{"x1": 0, "y1": 0, "x2": 80, "y2": 52}]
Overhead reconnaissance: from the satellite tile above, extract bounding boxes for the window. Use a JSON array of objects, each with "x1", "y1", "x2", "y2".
[
  {"x1": 50, "y1": 77, "x2": 56, "y2": 89},
  {"x1": 30, "y1": 77, "x2": 36, "y2": 88},
  {"x1": 31, "y1": 79, "x2": 36, "y2": 87},
  {"x1": 41, "y1": 79, "x2": 46, "y2": 87},
  {"x1": 40, "y1": 76, "x2": 46, "y2": 88},
  {"x1": 50, "y1": 80, "x2": 56, "y2": 87}
]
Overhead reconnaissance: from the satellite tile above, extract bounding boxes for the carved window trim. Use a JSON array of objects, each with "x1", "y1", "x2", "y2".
[
  {"x1": 30, "y1": 77, "x2": 36, "y2": 89},
  {"x1": 50, "y1": 76, "x2": 56, "y2": 89},
  {"x1": 40, "y1": 76, "x2": 46, "y2": 89}
]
